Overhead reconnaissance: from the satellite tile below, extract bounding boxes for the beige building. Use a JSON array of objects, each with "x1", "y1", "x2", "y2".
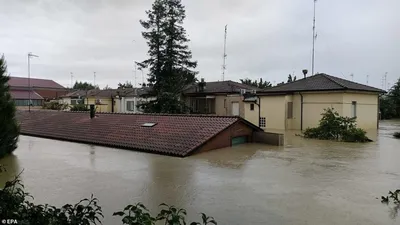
[
  {"x1": 182, "y1": 80, "x2": 262, "y2": 117},
  {"x1": 243, "y1": 73, "x2": 385, "y2": 131}
]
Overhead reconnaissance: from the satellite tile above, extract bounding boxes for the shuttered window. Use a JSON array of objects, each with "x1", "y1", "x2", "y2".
[
  {"x1": 287, "y1": 102, "x2": 293, "y2": 119},
  {"x1": 126, "y1": 101, "x2": 135, "y2": 111}
]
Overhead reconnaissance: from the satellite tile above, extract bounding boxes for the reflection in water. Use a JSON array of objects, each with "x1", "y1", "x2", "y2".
[
  {"x1": 2, "y1": 120, "x2": 400, "y2": 225},
  {"x1": 0, "y1": 154, "x2": 21, "y2": 188},
  {"x1": 89, "y1": 145, "x2": 96, "y2": 169}
]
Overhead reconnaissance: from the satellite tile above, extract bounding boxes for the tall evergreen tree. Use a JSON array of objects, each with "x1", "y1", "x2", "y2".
[
  {"x1": 138, "y1": 0, "x2": 197, "y2": 113},
  {"x1": 0, "y1": 55, "x2": 19, "y2": 158}
]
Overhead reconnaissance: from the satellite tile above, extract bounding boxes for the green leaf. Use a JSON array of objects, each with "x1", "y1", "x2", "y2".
[{"x1": 113, "y1": 211, "x2": 125, "y2": 216}]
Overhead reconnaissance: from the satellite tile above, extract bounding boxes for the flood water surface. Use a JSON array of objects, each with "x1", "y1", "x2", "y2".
[{"x1": 1, "y1": 121, "x2": 400, "y2": 225}]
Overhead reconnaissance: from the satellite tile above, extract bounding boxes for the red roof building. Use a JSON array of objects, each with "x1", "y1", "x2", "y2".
[
  {"x1": 16, "y1": 111, "x2": 272, "y2": 157},
  {"x1": 8, "y1": 76, "x2": 68, "y2": 105}
]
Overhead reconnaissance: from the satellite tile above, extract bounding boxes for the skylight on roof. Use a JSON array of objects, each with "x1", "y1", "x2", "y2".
[{"x1": 142, "y1": 123, "x2": 157, "y2": 127}]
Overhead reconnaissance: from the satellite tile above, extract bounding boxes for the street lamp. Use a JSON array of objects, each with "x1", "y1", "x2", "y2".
[{"x1": 28, "y1": 52, "x2": 39, "y2": 112}]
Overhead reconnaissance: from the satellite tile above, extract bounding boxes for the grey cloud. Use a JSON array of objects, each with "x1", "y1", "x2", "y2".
[{"x1": 0, "y1": 0, "x2": 398, "y2": 89}]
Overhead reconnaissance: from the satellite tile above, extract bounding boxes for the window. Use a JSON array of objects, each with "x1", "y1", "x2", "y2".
[
  {"x1": 287, "y1": 102, "x2": 293, "y2": 119},
  {"x1": 260, "y1": 117, "x2": 266, "y2": 128},
  {"x1": 250, "y1": 103, "x2": 255, "y2": 111},
  {"x1": 351, "y1": 101, "x2": 357, "y2": 118},
  {"x1": 126, "y1": 101, "x2": 135, "y2": 111}
]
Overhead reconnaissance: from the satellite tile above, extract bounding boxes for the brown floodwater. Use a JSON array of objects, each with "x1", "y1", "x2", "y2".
[{"x1": 1, "y1": 121, "x2": 400, "y2": 225}]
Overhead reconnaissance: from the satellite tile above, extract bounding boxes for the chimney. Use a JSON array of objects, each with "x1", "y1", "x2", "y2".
[
  {"x1": 198, "y1": 78, "x2": 206, "y2": 92},
  {"x1": 302, "y1": 69, "x2": 308, "y2": 79},
  {"x1": 90, "y1": 104, "x2": 95, "y2": 119}
]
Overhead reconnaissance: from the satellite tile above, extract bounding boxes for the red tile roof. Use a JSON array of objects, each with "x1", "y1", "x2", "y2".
[
  {"x1": 10, "y1": 90, "x2": 43, "y2": 100},
  {"x1": 8, "y1": 77, "x2": 65, "y2": 89},
  {"x1": 16, "y1": 111, "x2": 261, "y2": 157}
]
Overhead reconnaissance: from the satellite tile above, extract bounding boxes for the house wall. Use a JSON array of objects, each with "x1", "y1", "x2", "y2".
[
  {"x1": 86, "y1": 97, "x2": 113, "y2": 113},
  {"x1": 286, "y1": 91, "x2": 379, "y2": 130},
  {"x1": 342, "y1": 92, "x2": 379, "y2": 130},
  {"x1": 243, "y1": 102, "x2": 259, "y2": 127},
  {"x1": 301, "y1": 92, "x2": 344, "y2": 130},
  {"x1": 215, "y1": 96, "x2": 226, "y2": 116},
  {"x1": 186, "y1": 95, "x2": 244, "y2": 117},
  {"x1": 194, "y1": 121, "x2": 254, "y2": 154},
  {"x1": 256, "y1": 95, "x2": 286, "y2": 130}
]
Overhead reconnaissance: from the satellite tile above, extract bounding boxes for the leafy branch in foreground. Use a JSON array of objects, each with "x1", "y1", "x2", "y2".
[
  {"x1": 381, "y1": 189, "x2": 400, "y2": 219},
  {"x1": 1, "y1": 168, "x2": 217, "y2": 225},
  {"x1": 113, "y1": 203, "x2": 217, "y2": 225}
]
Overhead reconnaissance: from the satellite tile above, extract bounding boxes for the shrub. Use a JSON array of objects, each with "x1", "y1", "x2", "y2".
[
  {"x1": 303, "y1": 108, "x2": 371, "y2": 142},
  {"x1": 42, "y1": 101, "x2": 69, "y2": 110},
  {"x1": 0, "y1": 170, "x2": 217, "y2": 225},
  {"x1": 394, "y1": 132, "x2": 400, "y2": 139},
  {"x1": 70, "y1": 104, "x2": 89, "y2": 112}
]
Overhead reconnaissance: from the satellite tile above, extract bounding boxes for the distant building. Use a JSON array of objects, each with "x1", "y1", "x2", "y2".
[
  {"x1": 7, "y1": 76, "x2": 68, "y2": 106},
  {"x1": 243, "y1": 73, "x2": 386, "y2": 131},
  {"x1": 60, "y1": 87, "x2": 154, "y2": 113},
  {"x1": 182, "y1": 80, "x2": 262, "y2": 117},
  {"x1": 114, "y1": 87, "x2": 155, "y2": 113}
]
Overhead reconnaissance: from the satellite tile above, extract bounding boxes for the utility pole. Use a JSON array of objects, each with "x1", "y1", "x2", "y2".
[
  {"x1": 134, "y1": 61, "x2": 137, "y2": 88},
  {"x1": 222, "y1": 25, "x2": 228, "y2": 81},
  {"x1": 366, "y1": 75, "x2": 369, "y2": 85},
  {"x1": 93, "y1": 72, "x2": 96, "y2": 86},
  {"x1": 141, "y1": 68, "x2": 144, "y2": 86},
  {"x1": 311, "y1": 0, "x2": 317, "y2": 76},
  {"x1": 28, "y1": 52, "x2": 39, "y2": 112},
  {"x1": 384, "y1": 72, "x2": 388, "y2": 91}
]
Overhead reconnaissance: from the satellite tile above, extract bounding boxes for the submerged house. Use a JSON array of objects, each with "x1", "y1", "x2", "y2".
[
  {"x1": 243, "y1": 73, "x2": 386, "y2": 131},
  {"x1": 16, "y1": 110, "x2": 280, "y2": 157}
]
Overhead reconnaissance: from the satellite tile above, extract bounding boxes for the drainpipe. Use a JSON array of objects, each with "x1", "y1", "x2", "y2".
[
  {"x1": 111, "y1": 96, "x2": 115, "y2": 113},
  {"x1": 253, "y1": 96, "x2": 261, "y2": 128},
  {"x1": 299, "y1": 93, "x2": 304, "y2": 131}
]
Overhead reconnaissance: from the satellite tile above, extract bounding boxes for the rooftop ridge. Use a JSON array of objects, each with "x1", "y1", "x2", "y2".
[
  {"x1": 320, "y1": 73, "x2": 347, "y2": 89},
  {"x1": 60, "y1": 110, "x2": 242, "y2": 119}
]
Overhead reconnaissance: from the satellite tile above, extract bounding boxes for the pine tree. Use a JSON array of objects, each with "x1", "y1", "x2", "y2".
[
  {"x1": 0, "y1": 55, "x2": 19, "y2": 158},
  {"x1": 138, "y1": 0, "x2": 197, "y2": 113}
]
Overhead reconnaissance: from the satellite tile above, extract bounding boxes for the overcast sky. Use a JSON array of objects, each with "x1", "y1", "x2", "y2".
[{"x1": 0, "y1": 0, "x2": 398, "y2": 89}]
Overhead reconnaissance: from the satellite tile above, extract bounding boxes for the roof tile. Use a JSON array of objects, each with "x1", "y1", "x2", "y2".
[
  {"x1": 259, "y1": 73, "x2": 385, "y2": 93},
  {"x1": 8, "y1": 77, "x2": 65, "y2": 89}
]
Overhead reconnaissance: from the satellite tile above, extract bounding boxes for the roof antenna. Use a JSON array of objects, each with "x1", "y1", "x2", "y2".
[
  {"x1": 350, "y1": 73, "x2": 354, "y2": 81},
  {"x1": 366, "y1": 75, "x2": 369, "y2": 85},
  {"x1": 311, "y1": 0, "x2": 318, "y2": 76},
  {"x1": 222, "y1": 25, "x2": 228, "y2": 81}
]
